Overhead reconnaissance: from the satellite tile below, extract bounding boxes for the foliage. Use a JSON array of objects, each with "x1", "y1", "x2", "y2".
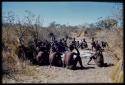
[{"x1": 96, "y1": 17, "x2": 118, "y2": 30}]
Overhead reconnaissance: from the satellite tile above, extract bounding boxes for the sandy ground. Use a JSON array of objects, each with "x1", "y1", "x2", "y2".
[{"x1": 2, "y1": 37, "x2": 117, "y2": 83}]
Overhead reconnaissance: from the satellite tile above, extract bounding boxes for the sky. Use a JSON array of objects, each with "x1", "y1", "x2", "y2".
[{"x1": 2, "y1": 2, "x2": 123, "y2": 27}]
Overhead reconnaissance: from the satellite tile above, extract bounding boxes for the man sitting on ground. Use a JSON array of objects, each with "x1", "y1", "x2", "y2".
[
  {"x1": 87, "y1": 50, "x2": 104, "y2": 67},
  {"x1": 64, "y1": 45, "x2": 84, "y2": 70}
]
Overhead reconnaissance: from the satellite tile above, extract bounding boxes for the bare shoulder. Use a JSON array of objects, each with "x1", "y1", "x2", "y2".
[
  {"x1": 72, "y1": 52, "x2": 77, "y2": 55},
  {"x1": 38, "y1": 51, "x2": 43, "y2": 54}
]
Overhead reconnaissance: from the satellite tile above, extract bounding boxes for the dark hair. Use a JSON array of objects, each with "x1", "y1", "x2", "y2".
[
  {"x1": 69, "y1": 45, "x2": 74, "y2": 51},
  {"x1": 92, "y1": 37, "x2": 94, "y2": 41},
  {"x1": 39, "y1": 46, "x2": 45, "y2": 51},
  {"x1": 52, "y1": 47, "x2": 57, "y2": 52}
]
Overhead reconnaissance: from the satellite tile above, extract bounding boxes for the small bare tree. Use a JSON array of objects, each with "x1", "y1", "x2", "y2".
[{"x1": 3, "y1": 11, "x2": 15, "y2": 43}]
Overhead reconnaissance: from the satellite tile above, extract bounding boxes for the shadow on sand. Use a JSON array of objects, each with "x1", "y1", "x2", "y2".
[
  {"x1": 87, "y1": 63, "x2": 114, "y2": 67},
  {"x1": 72, "y1": 63, "x2": 114, "y2": 70},
  {"x1": 102, "y1": 63, "x2": 114, "y2": 67},
  {"x1": 87, "y1": 63, "x2": 96, "y2": 65},
  {"x1": 73, "y1": 66, "x2": 95, "y2": 70}
]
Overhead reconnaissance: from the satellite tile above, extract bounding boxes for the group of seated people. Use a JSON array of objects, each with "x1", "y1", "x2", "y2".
[
  {"x1": 71, "y1": 38, "x2": 88, "y2": 49},
  {"x1": 17, "y1": 37, "x2": 108, "y2": 70}
]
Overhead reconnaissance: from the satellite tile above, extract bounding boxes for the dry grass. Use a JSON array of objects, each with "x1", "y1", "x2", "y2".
[
  {"x1": 2, "y1": 27, "x2": 39, "y2": 83},
  {"x1": 2, "y1": 24, "x2": 123, "y2": 83},
  {"x1": 2, "y1": 25, "x2": 74, "y2": 83},
  {"x1": 111, "y1": 59, "x2": 123, "y2": 83},
  {"x1": 94, "y1": 28, "x2": 123, "y2": 83}
]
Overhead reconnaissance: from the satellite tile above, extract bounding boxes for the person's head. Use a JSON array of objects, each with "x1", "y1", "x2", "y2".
[
  {"x1": 73, "y1": 38, "x2": 75, "y2": 41},
  {"x1": 92, "y1": 37, "x2": 94, "y2": 41},
  {"x1": 64, "y1": 40, "x2": 66, "y2": 43},
  {"x1": 60, "y1": 39, "x2": 62, "y2": 42},
  {"x1": 77, "y1": 41, "x2": 79, "y2": 43},
  {"x1": 69, "y1": 45, "x2": 74, "y2": 51},
  {"x1": 45, "y1": 40, "x2": 49, "y2": 44},
  {"x1": 62, "y1": 38, "x2": 65, "y2": 41},
  {"x1": 52, "y1": 47, "x2": 57, "y2": 52},
  {"x1": 96, "y1": 40, "x2": 98, "y2": 44},
  {"x1": 54, "y1": 40, "x2": 57, "y2": 43}
]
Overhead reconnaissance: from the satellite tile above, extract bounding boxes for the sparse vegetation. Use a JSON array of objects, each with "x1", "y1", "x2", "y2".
[{"x1": 2, "y1": 6, "x2": 123, "y2": 83}]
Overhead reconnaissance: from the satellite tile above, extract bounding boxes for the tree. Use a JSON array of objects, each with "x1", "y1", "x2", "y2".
[
  {"x1": 96, "y1": 17, "x2": 118, "y2": 30},
  {"x1": 112, "y1": 3, "x2": 123, "y2": 28},
  {"x1": 48, "y1": 21, "x2": 57, "y2": 28},
  {"x1": 88, "y1": 23, "x2": 96, "y2": 29}
]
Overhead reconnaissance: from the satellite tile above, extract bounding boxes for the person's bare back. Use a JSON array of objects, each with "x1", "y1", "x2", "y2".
[
  {"x1": 64, "y1": 45, "x2": 84, "y2": 69},
  {"x1": 64, "y1": 51, "x2": 74, "y2": 68}
]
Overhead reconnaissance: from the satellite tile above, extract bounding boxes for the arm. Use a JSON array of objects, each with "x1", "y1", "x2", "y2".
[{"x1": 73, "y1": 46, "x2": 80, "y2": 56}]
